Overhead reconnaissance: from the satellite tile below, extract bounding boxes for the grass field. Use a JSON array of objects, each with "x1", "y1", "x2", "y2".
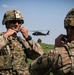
[
  {"x1": 39, "y1": 43, "x2": 54, "y2": 52},
  {"x1": 27, "y1": 42, "x2": 54, "y2": 75}
]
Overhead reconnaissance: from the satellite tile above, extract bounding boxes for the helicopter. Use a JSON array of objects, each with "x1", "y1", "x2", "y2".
[{"x1": 32, "y1": 30, "x2": 50, "y2": 36}]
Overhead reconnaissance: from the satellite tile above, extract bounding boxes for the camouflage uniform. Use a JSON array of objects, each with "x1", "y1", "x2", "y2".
[
  {"x1": 29, "y1": 8, "x2": 74, "y2": 75},
  {"x1": 0, "y1": 10, "x2": 44, "y2": 75},
  {"x1": 0, "y1": 34, "x2": 43, "y2": 75}
]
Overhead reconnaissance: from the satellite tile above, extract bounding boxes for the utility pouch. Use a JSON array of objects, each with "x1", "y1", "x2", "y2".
[{"x1": 0, "y1": 55, "x2": 12, "y2": 70}]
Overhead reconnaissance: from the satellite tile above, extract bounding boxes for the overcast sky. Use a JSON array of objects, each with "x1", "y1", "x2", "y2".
[{"x1": 0, "y1": 0, "x2": 74, "y2": 44}]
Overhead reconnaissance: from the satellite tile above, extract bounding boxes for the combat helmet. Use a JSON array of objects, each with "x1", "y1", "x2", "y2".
[
  {"x1": 2, "y1": 10, "x2": 24, "y2": 25},
  {"x1": 64, "y1": 8, "x2": 74, "y2": 29}
]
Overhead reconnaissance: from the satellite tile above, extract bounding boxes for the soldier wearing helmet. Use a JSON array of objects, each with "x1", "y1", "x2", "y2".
[
  {"x1": 55, "y1": 8, "x2": 74, "y2": 47},
  {"x1": 29, "y1": 8, "x2": 74, "y2": 75},
  {"x1": 0, "y1": 10, "x2": 44, "y2": 75}
]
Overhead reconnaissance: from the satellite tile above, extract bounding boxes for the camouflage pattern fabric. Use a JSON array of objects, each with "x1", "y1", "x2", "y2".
[
  {"x1": 0, "y1": 33, "x2": 44, "y2": 75},
  {"x1": 29, "y1": 41, "x2": 74, "y2": 75},
  {"x1": 65, "y1": 41, "x2": 74, "y2": 74},
  {"x1": 2, "y1": 10, "x2": 24, "y2": 25}
]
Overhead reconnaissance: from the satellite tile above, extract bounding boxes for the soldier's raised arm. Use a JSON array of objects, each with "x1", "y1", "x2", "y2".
[{"x1": 17, "y1": 36, "x2": 44, "y2": 60}]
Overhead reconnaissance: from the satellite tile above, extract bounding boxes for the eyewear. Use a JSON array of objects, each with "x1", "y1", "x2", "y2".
[{"x1": 9, "y1": 20, "x2": 23, "y2": 24}]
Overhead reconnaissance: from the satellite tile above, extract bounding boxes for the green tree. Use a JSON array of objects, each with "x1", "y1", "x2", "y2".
[{"x1": 37, "y1": 38, "x2": 42, "y2": 43}]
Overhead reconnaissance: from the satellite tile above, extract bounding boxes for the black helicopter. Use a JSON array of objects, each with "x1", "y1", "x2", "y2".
[{"x1": 32, "y1": 31, "x2": 50, "y2": 36}]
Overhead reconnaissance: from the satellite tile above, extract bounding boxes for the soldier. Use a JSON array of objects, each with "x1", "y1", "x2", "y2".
[
  {"x1": 0, "y1": 10, "x2": 44, "y2": 75},
  {"x1": 55, "y1": 8, "x2": 74, "y2": 47},
  {"x1": 29, "y1": 8, "x2": 74, "y2": 75}
]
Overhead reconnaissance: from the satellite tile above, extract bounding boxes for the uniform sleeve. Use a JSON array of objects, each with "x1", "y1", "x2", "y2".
[
  {"x1": 28, "y1": 40, "x2": 44, "y2": 55},
  {"x1": 29, "y1": 52, "x2": 53, "y2": 75},
  {"x1": 24, "y1": 40, "x2": 44, "y2": 60},
  {"x1": 29, "y1": 49, "x2": 59, "y2": 75},
  {"x1": 0, "y1": 35, "x2": 8, "y2": 49},
  {"x1": 18, "y1": 36, "x2": 44, "y2": 60}
]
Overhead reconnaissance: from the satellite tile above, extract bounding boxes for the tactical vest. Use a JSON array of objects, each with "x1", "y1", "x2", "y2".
[
  {"x1": 0, "y1": 36, "x2": 26, "y2": 70},
  {"x1": 64, "y1": 41, "x2": 74, "y2": 74},
  {"x1": 52, "y1": 41, "x2": 74, "y2": 75}
]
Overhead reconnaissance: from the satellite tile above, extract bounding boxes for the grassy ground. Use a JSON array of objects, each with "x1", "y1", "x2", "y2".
[
  {"x1": 39, "y1": 43, "x2": 54, "y2": 52},
  {"x1": 27, "y1": 42, "x2": 54, "y2": 75}
]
